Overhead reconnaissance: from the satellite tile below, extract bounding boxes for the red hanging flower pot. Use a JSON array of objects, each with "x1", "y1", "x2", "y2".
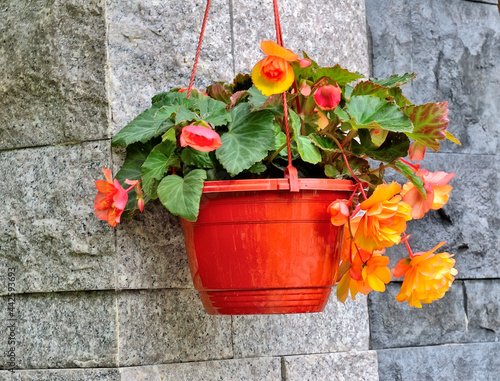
[{"x1": 181, "y1": 178, "x2": 354, "y2": 315}]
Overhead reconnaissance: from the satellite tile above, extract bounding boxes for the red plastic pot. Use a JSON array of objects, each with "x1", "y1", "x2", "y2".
[{"x1": 181, "y1": 178, "x2": 355, "y2": 315}]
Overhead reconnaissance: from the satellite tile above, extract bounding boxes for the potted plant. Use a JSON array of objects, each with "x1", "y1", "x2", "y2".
[{"x1": 94, "y1": 40, "x2": 459, "y2": 315}]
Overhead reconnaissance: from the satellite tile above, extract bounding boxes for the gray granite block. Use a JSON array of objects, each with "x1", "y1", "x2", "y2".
[
  {"x1": 0, "y1": 0, "x2": 109, "y2": 149},
  {"x1": 0, "y1": 142, "x2": 116, "y2": 295},
  {"x1": 377, "y1": 342, "x2": 500, "y2": 381},
  {"x1": 107, "y1": 0, "x2": 233, "y2": 136},
  {"x1": 393, "y1": 152, "x2": 499, "y2": 279},
  {"x1": 464, "y1": 279, "x2": 500, "y2": 342},
  {"x1": 117, "y1": 200, "x2": 192, "y2": 290},
  {"x1": 233, "y1": 0, "x2": 369, "y2": 77},
  {"x1": 368, "y1": 282, "x2": 466, "y2": 349},
  {"x1": 0, "y1": 291, "x2": 117, "y2": 370},
  {"x1": 117, "y1": 289, "x2": 232, "y2": 366},
  {"x1": 232, "y1": 294, "x2": 369, "y2": 357},
  {"x1": 367, "y1": 0, "x2": 500, "y2": 155},
  {"x1": 284, "y1": 351, "x2": 379, "y2": 381},
  {"x1": 120, "y1": 357, "x2": 281, "y2": 381},
  {"x1": 0, "y1": 369, "x2": 119, "y2": 381}
]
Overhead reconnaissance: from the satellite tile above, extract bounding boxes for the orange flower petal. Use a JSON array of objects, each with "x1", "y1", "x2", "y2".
[{"x1": 260, "y1": 40, "x2": 298, "y2": 61}]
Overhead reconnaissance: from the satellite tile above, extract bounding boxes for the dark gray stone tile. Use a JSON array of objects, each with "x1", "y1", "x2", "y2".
[
  {"x1": 0, "y1": 0, "x2": 109, "y2": 149},
  {"x1": 120, "y1": 358, "x2": 281, "y2": 381},
  {"x1": 464, "y1": 279, "x2": 500, "y2": 342},
  {"x1": 377, "y1": 342, "x2": 500, "y2": 381},
  {"x1": 284, "y1": 351, "x2": 379, "y2": 381},
  {"x1": 233, "y1": 0, "x2": 369, "y2": 76},
  {"x1": 107, "y1": 0, "x2": 233, "y2": 136},
  {"x1": 368, "y1": 282, "x2": 467, "y2": 349},
  {"x1": 0, "y1": 142, "x2": 116, "y2": 295},
  {"x1": 117, "y1": 289, "x2": 232, "y2": 366},
  {"x1": 0, "y1": 369, "x2": 120, "y2": 381},
  {"x1": 0, "y1": 291, "x2": 117, "y2": 370},
  {"x1": 232, "y1": 295, "x2": 370, "y2": 357}
]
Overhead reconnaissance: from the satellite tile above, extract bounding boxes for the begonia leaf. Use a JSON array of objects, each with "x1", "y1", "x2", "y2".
[
  {"x1": 141, "y1": 140, "x2": 177, "y2": 198},
  {"x1": 351, "y1": 130, "x2": 410, "y2": 163},
  {"x1": 404, "y1": 102, "x2": 449, "y2": 151},
  {"x1": 394, "y1": 160, "x2": 426, "y2": 197},
  {"x1": 313, "y1": 65, "x2": 364, "y2": 86},
  {"x1": 370, "y1": 73, "x2": 417, "y2": 88},
  {"x1": 181, "y1": 147, "x2": 215, "y2": 169},
  {"x1": 194, "y1": 97, "x2": 232, "y2": 126}
]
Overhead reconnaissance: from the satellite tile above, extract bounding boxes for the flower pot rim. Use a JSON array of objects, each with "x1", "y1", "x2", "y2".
[{"x1": 202, "y1": 178, "x2": 355, "y2": 193}]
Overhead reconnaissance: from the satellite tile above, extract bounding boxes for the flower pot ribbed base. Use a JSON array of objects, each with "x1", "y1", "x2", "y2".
[{"x1": 181, "y1": 178, "x2": 354, "y2": 315}]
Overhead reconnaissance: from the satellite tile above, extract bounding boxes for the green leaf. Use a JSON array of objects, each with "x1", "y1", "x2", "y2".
[
  {"x1": 310, "y1": 135, "x2": 340, "y2": 152},
  {"x1": 195, "y1": 97, "x2": 232, "y2": 126},
  {"x1": 115, "y1": 140, "x2": 159, "y2": 184},
  {"x1": 389, "y1": 87, "x2": 412, "y2": 108},
  {"x1": 370, "y1": 73, "x2": 417, "y2": 88},
  {"x1": 153, "y1": 105, "x2": 177, "y2": 134},
  {"x1": 248, "y1": 162, "x2": 267, "y2": 174},
  {"x1": 206, "y1": 83, "x2": 232, "y2": 104},
  {"x1": 181, "y1": 147, "x2": 214, "y2": 168},
  {"x1": 351, "y1": 130, "x2": 410, "y2": 163},
  {"x1": 157, "y1": 170, "x2": 207, "y2": 222},
  {"x1": 334, "y1": 107, "x2": 350, "y2": 121},
  {"x1": 248, "y1": 86, "x2": 269, "y2": 109},
  {"x1": 216, "y1": 103, "x2": 275, "y2": 176},
  {"x1": 351, "y1": 81, "x2": 390, "y2": 99},
  {"x1": 313, "y1": 65, "x2": 364, "y2": 86},
  {"x1": 344, "y1": 84, "x2": 354, "y2": 99},
  {"x1": 445, "y1": 130, "x2": 461, "y2": 145},
  {"x1": 289, "y1": 110, "x2": 321, "y2": 164},
  {"x1": 404, "y1": 102, "x2": 450, "y2": 151},
  {"x1": 151, "y1": 91, "x2": 188, "y2": 105},
  {"x1": 346, "y1": 95, "x2": 413, "y2": 132},
  {"x1": 141, "y1": 140, "x2": 177, "y2": 198},
  {"x1": 273, "y1": 122, "x2": 287, "y2": 151},
  {"x1": 162, "y1": 128, "x2": 177, "y2": 143},
  {"x1": 325, "y1": 164, "x2": 341, "y2": 178},
  {"x1": 174, "y1": 106, "x2": 199, "y2": 125},
  {"x1": 394, "y1": 160, "x2": 426, "y2": 197}
]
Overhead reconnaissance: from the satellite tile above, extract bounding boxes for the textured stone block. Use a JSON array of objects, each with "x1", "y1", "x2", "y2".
[
  {"x1": 284, "y1": 351, "x2": 379, "y2": 381},
  {"x1": 117, "y1": 289, "x2": 232, "y2": 366},
  {"x1": 0, "y1": 142, "x2": 115, "y2": 295},
  {"x1": 232, "y1": 294, "x2": 369, "y2": 357},
  {"x1": 233, "y1": 0, "x2": 369, "y2": 76},
  {"x1": 0, "y1": 369, "x2": 119, "y2": 381},
  {"x1": 107, "y1": 0, "x2": 233, "y2": 136},
  {"x1": 377, "y1": 342, "x2": 500, "y2": 380},
  {"x1": 367, "y1": 0, "x2": 500, "y2": 154},
  {"x1": 384, "y1": 152, "x2": 500, "y2": 279},
  {"x1": 117, "y1": 200, "x2": 192, "y2": 290},
  {"x1": 464, "y1": 279, "x2": 500, "y2": 342},
  {"x1": 0, "y1": 0, "x2": 109, "y2": 149},
  {"x1": 120, "y1": 358, "x2": 281, "y2": 381},
  {"x1": 0, "y1": 291, "x2": 117, "y2": 370},
  {"x1": 368, "y1": 282, "x2": 466, "y2": 349}
]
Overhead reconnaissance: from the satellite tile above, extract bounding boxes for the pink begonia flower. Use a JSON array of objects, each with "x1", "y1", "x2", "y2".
[
  {"x1": 401, "y1": 168, "x2": 455, "y2": 219},
  {"x1": 180, "y1": 125, "x2": 222, "y2": 152},
  {"x1": 327, "y1": 200, "x2": 351, "y2": 226},
  {"x1": 314, "y1": 84, "x2": 341, "y2": 110},
  {"x1": 125, "y1": 179, "x2": 144, "y2": 212},
  {"x1": 299, "y1": 58, "x2": 311, "y2": 68},
  {"x1": 94, "y1": 168, "x2": 129, "y2": 227}
]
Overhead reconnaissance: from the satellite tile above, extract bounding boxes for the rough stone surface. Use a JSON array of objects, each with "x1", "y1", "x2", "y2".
[
  {"x1": 367, "y1": 0, "x2": 500, "y2": 155},
  {"x1": 284, "y1": 351, "x2": 379, "y2": 381},
  {"x1": 117, "y1": 200, "x2": 192, "y2": 290},
  {"x1": 377, "y1": 342, "x2": 500, "y2": 381},
  {"x1": 0, "y1": 0, "x2": 109, "y2": 149},
  {"x1": 117, "y1": 289, "x2": 232, "y2": 366},
  {"x1": 386, "y1": 152, "x2": 500, "y2": 279},
  {"x1": 369, "y1": 282, "x2": 467, "y2": 349},
  {"x1": 120, "y1": 358, "x2": 281, "y2": 381},
  {"x1": 0, "y1": 369, "x2": 119, "y2": 381},
  {"x1": 233, "y1": 0, "x2": 370, "y2": 76},
  {"x1": 0, "y1": 291, "x2": 117, "y2": 370},
  {"x1": 0, "y1": 142, "x2": 115, "y2": 295},
  {"x1": 232, "y1": 294, "x2": 369, "y2": 357},
  {"x1": 464, "y1": 279, "x2": 500, "y2": 342},
  {"x1": 107, "y1": 0, "x2": 233, "y2": 136}
]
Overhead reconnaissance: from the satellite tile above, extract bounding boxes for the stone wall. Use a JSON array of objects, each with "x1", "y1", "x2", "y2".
[
  {"x1": 0, "y1": 1, "x2": 377, "y2": 380},
  {"x1": 366, "y1": 0, "x2": 500, "y2": 379}
]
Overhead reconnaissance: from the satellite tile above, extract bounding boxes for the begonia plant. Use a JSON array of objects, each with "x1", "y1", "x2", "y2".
[{"x1": 94, "y1": 41, "x2": 460, "y2": 308}]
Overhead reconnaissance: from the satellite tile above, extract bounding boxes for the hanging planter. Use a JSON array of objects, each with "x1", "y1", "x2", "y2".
[
  {"x1": 94, "y1": 0, "x2": 460, "y2": 314},
  {"x1": 181, "y1": 178, "x2": 354, "y2": 315}
]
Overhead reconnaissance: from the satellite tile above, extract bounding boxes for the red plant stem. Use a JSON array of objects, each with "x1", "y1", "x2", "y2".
[
  {"x1": 404, "y1": 238, "x2": 415, "y2": 259},
  {"x1": 400, "y1": 158, "x2": 419, "y2": 171},
  {"x1": 292, "y1": 81, "x2": 302, "y2": 114}
]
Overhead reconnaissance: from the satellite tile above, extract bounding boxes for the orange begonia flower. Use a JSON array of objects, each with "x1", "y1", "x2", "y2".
[
  {"x1": 402, "y1": 168, "x2": 454, "y2": 219},
  {"x1": 392, "y1": 242, "x2": 457, "y2": 308},
  {"x1": 327, "y1": 199, "x2": 351, "y2": 226},
  {"x1": 180, "y1": 125, "x2": 222, "y2": 152},
  {"x1": 252, "y1": 41, "x2": 298, "y2": 96},
  {"x1": 362, "y1": 254, "x2": 391, "y2": 292},
  {"x1": 354, "y1": 182, "x2": 412, "y2": 252},
  {"x1": 94, "y1": 168, "x2": 129, "y2": 227}
]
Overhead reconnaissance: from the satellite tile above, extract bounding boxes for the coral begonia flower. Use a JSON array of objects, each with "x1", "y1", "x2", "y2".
[
  {"x1": 299, "y1": 58, "x2": 311, "y2": 68},
  {"x1": 409, "y1": 141, "x2": 427, "y2": 161},
  {"x1": 314, "y1": 84, "x2": 342, "y2": 111},
  {"x1": 392, "y1": 242, "x2": 458, "y2": 308},
  {"x1": 180, "y1": 125, "x2": 222, "y2": 152},
  {"x1": 94, "y1": 168, "x2": 129, "y2": 227},
  {"x1": 327, "y1": 199, "x2": 351, "y2": 226},
  {"x1": 354, "y1": 182, "x2": 412, "y2": 252},
  {"x1": 252, "y1": 41, "x2": 298, "y2": 96},
  {"x1": 401, "y1": 169, "x2": 454, "y2": 219}
]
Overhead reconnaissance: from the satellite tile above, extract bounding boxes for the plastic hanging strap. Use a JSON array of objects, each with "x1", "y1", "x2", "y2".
[{"x1": 273, "y1": 0, "x2": 299, "y2": 192}]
